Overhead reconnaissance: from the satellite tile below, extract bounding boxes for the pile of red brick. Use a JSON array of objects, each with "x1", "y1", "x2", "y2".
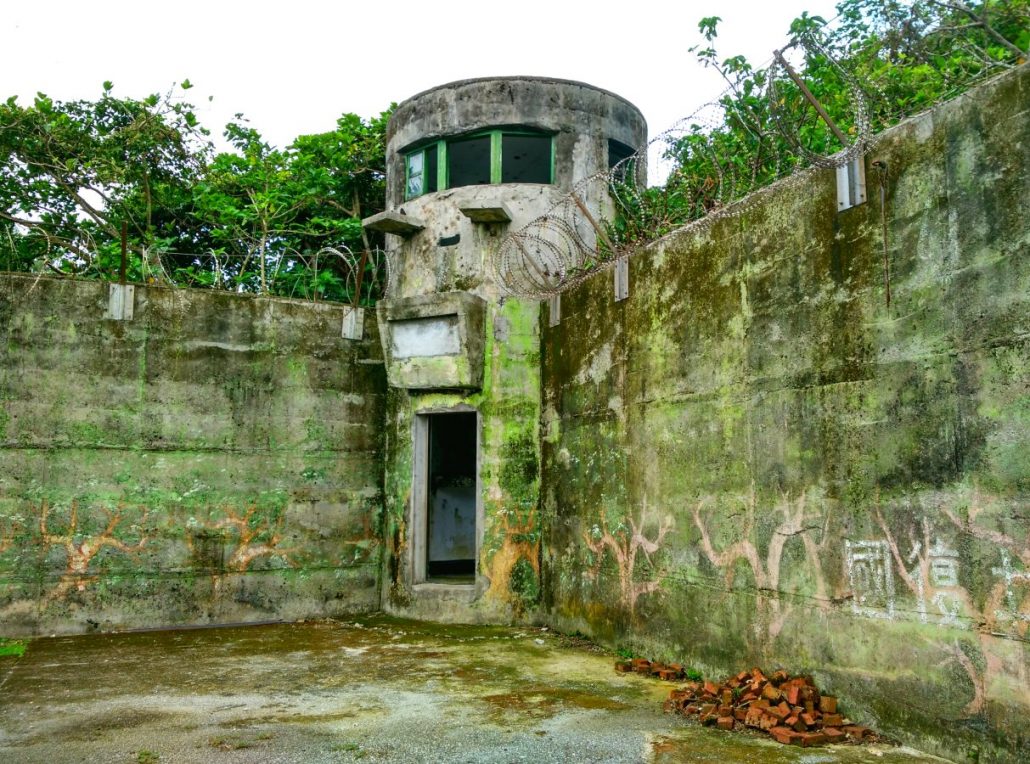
[{"x1": 616, "y1": 660, "x2": 875, "y2": 747}]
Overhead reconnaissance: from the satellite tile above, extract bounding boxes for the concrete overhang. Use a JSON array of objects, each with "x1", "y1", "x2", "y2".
[
  {"x1": 459, "y1": 202, "x2": 513, "y2": 224},
  {"x1": 362, "y1": 210, "x2": 425, "y2": 237}
]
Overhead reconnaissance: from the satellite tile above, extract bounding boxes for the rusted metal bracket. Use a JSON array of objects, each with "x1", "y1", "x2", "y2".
[{"x1": 773, "y1": 49, "x2": 866, "y2": 211}]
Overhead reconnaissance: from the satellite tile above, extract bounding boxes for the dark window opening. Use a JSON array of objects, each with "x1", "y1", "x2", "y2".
[
  {"x1": 426, "y1": 412, "x2": 477, "y2": 582},
  {"x1": 502, "y1": 134, "x2": 551, "y2": 183},
  {"x1": 448, "y1": 136, "x2": 492, "y2": 188},
  {"x1": 608, "y1": 139, "x2": 638, "y2": 183},
  {"x1": 425, "y1": 144, "x2": 438, "y2": 194}
]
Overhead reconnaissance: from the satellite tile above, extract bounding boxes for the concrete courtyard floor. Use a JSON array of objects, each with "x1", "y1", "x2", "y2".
[{"x1": 0, "y1": 617, "x2": 945, "y2": 764}]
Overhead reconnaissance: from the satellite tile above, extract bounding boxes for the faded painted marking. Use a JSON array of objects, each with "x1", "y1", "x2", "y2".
[
  {"x1": 992, "y1": 550, "x2": 1030, "y2": 624},
  {"x1": 845, "y1": 540, "x2": 895, "y2": 619}
]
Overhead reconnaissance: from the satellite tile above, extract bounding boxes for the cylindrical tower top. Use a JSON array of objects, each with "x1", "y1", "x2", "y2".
[{"x1": 385, "y1": 76, "x2": 647, "y2": 207}]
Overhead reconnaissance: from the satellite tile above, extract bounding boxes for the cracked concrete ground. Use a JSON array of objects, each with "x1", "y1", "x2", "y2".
[{"x1": 0, "y1": 617, "x2": 945, "y2": 763}]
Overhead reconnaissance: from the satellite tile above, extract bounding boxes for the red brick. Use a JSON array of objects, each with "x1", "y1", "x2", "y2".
[
  {"x1": 759, "y1": 713, "x2": 779, "y2": 731},
  {"x1": 823, "y1": 727, "x2": 846, "y2": 743},
  {"x1": 765, "y1": 706, "x2": 787, "y2": 721},
  {"x1": 819, "y1": 696, "x2": 838, "y2": 714},
  {"x1": 762, "y1": 684, "x2": 781, "y2": 701},
  {"x1": 843, "y1": 725, "x2": 870, "y2": 741},
  {"x1": 769, "y1": 726, "x2": 795, "y2": 745},
  {"x1": 799, "y1": 731, "x2": 828, "y2": 747},
  {"x1": 632, "y1": 658, "x2": 651, "y2": 673},
  {"x1": 700, "y1": 703, "x2": 717, "y2": 717},
  {"x1": 615, "y1": 660, "x2": 633, "y2": 672},
  {"x1": 703, "y1": 681, "x2": 720, "y2": 696},
  {"x1": 685, "y1": 704, "x2": 700, "y2": 715},
  {"x1": 822, "y1": 713, "x2": 843, "y2": 727},
  {"x1": 785, "y1": 684, "x2": 801, "y2": 705},
  {"x1": 716, "y1": 716, "x2": 735, "y2": 731},
  {"x1": 734, "y1": 707, "x2": 748, "y2": 722},
  {"x1": 745, "y1": 707, "x2": 765, "y2": 728}
]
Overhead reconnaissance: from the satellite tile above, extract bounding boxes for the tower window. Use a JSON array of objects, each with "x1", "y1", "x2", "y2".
[
  {"x1": 502, "y1": 134, "x2": 552, "y2": 184},
  {"x1": 405, "y1": 144, "x2": 438, "y2": 198},
  {"x1": 608, "y1": 139, "x2": 638, "y2": 184},
  {"x1": 447, "y1": 135, "x2": 492, "y2": 189},
  {"x1": 404, "y1": 129, "x2": 554, "y2": 199}
]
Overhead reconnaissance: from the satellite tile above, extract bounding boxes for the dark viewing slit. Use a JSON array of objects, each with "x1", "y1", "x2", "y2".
[{"x1": 426, "y1": 412, "x2": 477, "y2": 582}]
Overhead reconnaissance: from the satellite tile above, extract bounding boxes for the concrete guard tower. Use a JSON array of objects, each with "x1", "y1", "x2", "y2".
[{"x1": 363, "y1": 76, "x2": 646, "y2": 621}]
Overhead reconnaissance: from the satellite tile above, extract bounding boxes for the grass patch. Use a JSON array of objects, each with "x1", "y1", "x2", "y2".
[
  {"x1": 0, "y1": 638, "x2": 27, "y2": 657},
  {"x1": 208, "y1": 735, "x2": 255, "y2": 751},
  {"x1": 136, "y1": 751, "x2": 160, "y2": 763}
]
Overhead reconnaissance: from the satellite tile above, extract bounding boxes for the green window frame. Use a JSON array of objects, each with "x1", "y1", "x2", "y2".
[{"x1": 404, "y1": 129, "x2": 554, "y2": 199}]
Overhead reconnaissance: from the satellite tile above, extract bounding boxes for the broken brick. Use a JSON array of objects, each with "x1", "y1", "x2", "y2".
[
  {"x1": 716, "y1": 716, "x2": 735, "y2": 731},
  {"x1": 823, "y1": 727, "x2": 846, "y2": 743},
  {"x1": 819, "y1": 696, "x2": 838, "y2": 714},
  {"x1": 799, "y1": 731, "x2": 828, "y2": 747},
  {"x1": 785, "y1": 684, "x2": 801, "y2": 705},
  {"x1": 822, "y1": 713, "x2": 843, "y2": 727},
  {"x1": 769, "y1": 726, "x2": 798, "y2": 745}
]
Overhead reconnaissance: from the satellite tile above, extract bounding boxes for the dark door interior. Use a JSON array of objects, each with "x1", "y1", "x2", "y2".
[{"x1": 427, "y1": 412, "x2": 477, "y2": 582}]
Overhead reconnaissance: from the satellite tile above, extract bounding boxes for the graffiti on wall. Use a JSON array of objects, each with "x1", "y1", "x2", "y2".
[
  {"x1": 693, "y1": 490, "x2": 831, "y2": 639},
  {"x1": 187, "y1": 504, "x2": 296, "y2": 574},
  {"x1": 582, "y1": 501, "x2": 673, "y2": 616},
  {"x1": 483, "y1": 507, "x2": 541, "y2": 613},
  {"x1": 39, "y1": 500, "x2": 150, "y2": 601}
]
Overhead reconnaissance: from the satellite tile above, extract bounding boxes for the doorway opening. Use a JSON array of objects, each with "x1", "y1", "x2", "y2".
[{"x1": 420, "y1": 411, "x2": 478, "y2": 583}]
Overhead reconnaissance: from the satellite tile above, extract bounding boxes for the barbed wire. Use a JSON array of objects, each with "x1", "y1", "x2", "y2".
[{"x1": 494, "y1": 3, "x2": 1026, "y2": 300}]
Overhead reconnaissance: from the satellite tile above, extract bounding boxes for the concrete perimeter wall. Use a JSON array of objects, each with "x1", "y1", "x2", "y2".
[
  {"x1": 0, "y1": 278, "x2": 385, "y2": 635},
  {"x1": 540, "y1": 65, "x2": 1029, "y2": 762}
]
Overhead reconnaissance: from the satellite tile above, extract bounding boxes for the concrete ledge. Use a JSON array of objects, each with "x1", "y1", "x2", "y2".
[
  {"x1": 362, "y1": 210, "x2": 425, "y2": 236},
  {"x1": 459, "y1": 202, "x2": 513, "y2": 224}
]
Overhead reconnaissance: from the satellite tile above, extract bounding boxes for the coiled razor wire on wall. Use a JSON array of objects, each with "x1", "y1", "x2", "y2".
[
  {"x1": 130, "y1": 243, "x2": 391, "y2": 306},
  {"x1": 493, "y1": 7, "x2": 1026, "y2": 301}
]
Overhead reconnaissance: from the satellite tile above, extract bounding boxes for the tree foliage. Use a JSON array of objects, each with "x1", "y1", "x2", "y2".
[
  {"x1": 610, "y1": 0, "x2": 1027, "y2": 248},
  {"x1": 0, "y1": 81, "x2": 392, "y2": 304}
]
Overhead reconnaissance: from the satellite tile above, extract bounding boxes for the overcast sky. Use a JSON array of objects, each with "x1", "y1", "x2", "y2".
[{"x1": 3, "y1": 0, "x2": 840, "y2": 150}]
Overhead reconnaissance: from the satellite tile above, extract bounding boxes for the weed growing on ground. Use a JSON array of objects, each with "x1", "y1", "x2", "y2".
[{"x1": 0, "y1": 638, "x2": 27, "y2": 657}]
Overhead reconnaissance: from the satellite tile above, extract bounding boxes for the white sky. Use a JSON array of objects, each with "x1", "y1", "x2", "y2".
[{"x1": 2, "y1": 0, "x2": 840, "y2": 150}]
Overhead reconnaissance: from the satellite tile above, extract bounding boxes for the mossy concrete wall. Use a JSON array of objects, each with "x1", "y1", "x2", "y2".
[
  {"x1": 540, "y1": 65, "x2": 1029, "y2": 762},
  {"x1": 381, "y1": 297, "x2": 542, "y2": 622},
  {"x1": 0, "y1": 277, "x2": 386, "y2": 635}
]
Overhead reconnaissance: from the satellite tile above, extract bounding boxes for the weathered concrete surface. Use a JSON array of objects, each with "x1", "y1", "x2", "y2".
[
  {"x1": 387, "y1": 76, "x2": 647, "y2": 206},
  {"x1": 377, "y1": 77, "x2": 644, "y2": 621},
  {"x1": 0, "y1": 277, "x2": 386, "y2": 635},
  {"x1": 540, "y1": 66, "x2": 1029, "y2": 762},
  {"x1": 0, "y1": 618, "x2": 943, "y2": 763},
  {"x1": 381, "y1": 298, "x2": 543, "y2": 623}
]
